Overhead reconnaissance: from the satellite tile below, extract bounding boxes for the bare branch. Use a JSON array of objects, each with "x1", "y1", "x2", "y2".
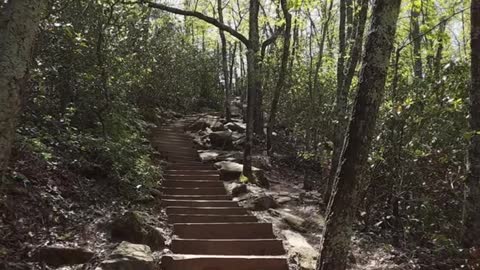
[{"x1": 145, "y1": 1, "x2": 250, "y2": 47}]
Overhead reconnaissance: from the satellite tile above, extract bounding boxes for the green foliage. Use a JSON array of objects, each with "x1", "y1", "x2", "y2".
[{"x1": 18, "y1": 0, "x2": 222, "y2": 185}]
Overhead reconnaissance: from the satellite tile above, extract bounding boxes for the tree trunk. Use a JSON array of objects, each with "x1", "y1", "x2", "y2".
[
  {"x1": 463, "y1": 0, "x2": 480, "y2": 249},
  {"x1": 434, "y1": 20, "x2": 446, "y2": 80},
  {"x1": 325, "y1": 0, "x2": 368, "y2": 198},
  {"x1": 0, "y1": 0, "x2": 46, "y2": 178},
  {"x1": 266, "y1": 0, "x2": 291, "y2": 155},
  {"x1": 217, "y1": 0, "x2": 231, "y2": 122},
  {"x1": 312, "y1": 0, "x2": 334, "y2": 93},
  {"x1": 317, "y1": 0, "x2": 401, "y2": 269},
  {"x1": 411, "y1": 4, "x2": 423, "y2": 79},
  {"x1": 329, "y1": 0, "x2": 347, "y2": 190},
  {"x1": 243, "y1": 0, "x2": 260, "y2": 180}
]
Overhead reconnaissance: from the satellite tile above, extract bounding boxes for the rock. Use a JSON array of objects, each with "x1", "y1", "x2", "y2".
[
  {"x1": 186, "y1": 115, "x2": 222, "y2": 132},
  {"x1": 225, "y1": 122, "x2": 246, "y2": 133},
  {"x1": 233, "y1": 136, "x2": 246, "y2": 148},
  {"x1": 225, "y1": 182, "x2": 248, "y2": 197},
  {"x1": 32, "y1": 245, "x2": 94, "y2": 267},
  {"x1": 149, "y1": 188, "x2": 162, "y2": 198},
  {"x1": 252, "y1": 155, "x2": 272, "y2": 171},
  {"x1": 282, "y1": 230, "x2": 319, "y2": 270},
  {"x1": 111, "y1": 211, "x2": 165, "y2": 250},
  {"x1": 100, "y1": 242, "x2": 154, "y2": 270},
  {"x1": 186, "y1": 121, "x2": 208, "y2": 132},
  {"x1": 247, "y1": 194, "x2": 278, "y2": 211},
  {"x1": 198, "y1": 150, "x2": 243, "y2": 163},
  {"x1": 192, "y1": 136, "x2": 209, "y2": 149},
  {"x1": 276, "y1": 196, "x2": 293, "y2": 204},
  {"x1": 210, "y1": 121, "x2": 226, "y2": 131},
  {"x1": 208, "y1": 131, "x2": 233, "y2": 149},
  {"x1": 271, "y1": 209, "x2": 307, "y2": 232},
  {"x1": 253, "y1": 170, "x2": 270, "y2": 188},
  {"x1": 214, "y1": 161, "x2": 261, "y2": 181},
  {"x1": 133, "y1": 194, "x2": 155, "y2": 204}
]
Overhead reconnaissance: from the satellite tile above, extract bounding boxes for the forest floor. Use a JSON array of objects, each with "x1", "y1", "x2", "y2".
[{"x1": 0, "y1": 111, "x2": 464, "y2": 270}]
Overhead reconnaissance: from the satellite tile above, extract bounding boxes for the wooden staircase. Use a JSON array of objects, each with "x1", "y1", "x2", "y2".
[{"x1": 152, "y1": 117, "x2": 289, "y2": 270}]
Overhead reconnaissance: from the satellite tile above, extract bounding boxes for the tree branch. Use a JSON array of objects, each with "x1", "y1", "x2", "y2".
[
  {"x1": 261, "y1": 26, "x2": 284, "y2": 60},
  {"x1": 398, "y1": 7, "x2": 466, "y2": 52},
  {"x1": 145, "y1": 1, "x2": 250, "y2": 47}
]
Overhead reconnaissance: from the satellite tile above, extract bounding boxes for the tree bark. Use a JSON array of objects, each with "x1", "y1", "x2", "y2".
[
  {"x1": 434, "y1": 20, "x2": 446, "y2": 80},
  {"x1": 243, "y1": 0, "x2": 260, "y2": 180},
  {"x1": 0, "y1": 0, "x2": 46, "y2": 177},
  {"x1": 312, "y1": 0, "x2": 334, "y2": 93},
  {"x1": 328, "y1": 0, "x2": 347, "y2": 193},
  {"x1": 317, "y1": 0, "x2": 401, "y2": 269},
  {"x1": 463, "y1": 0, "x2": 480, "y2": 249},
  {"x1": 411, "y1": 4, "x2": 423, "y2": 79},
  {"x1": 217, "y1": 0, "x2": 232, "y2": 122},
  {"x1": 327, "y1": 0, "x2": 368, "y2": 199},
  {"x1": 266, "y1": 0, "x2": 291, "y2": 155}
]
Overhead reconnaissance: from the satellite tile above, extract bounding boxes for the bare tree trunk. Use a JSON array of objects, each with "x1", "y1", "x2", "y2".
[
  {"x1": 217, "y1": 0, "x2": 232, "y2": 122},
  {"x1": 229, "y1": 42, "x2": 238, "y2": 97},
  {"x1": 0, "y1": 0, "x2": 46, "y2": 178},
  {"x1": 317, "y1": 0, "x2": 401, "y2": 269},
  {"x1": 267, "y1": 0, "x2": 291, "y2": 155},
  {"x1": 243, "y1": 0, "x2": 260, "y2": 180},
  {"x1": 463, "y1": 0, "x2": 480, "y2": 249},
  {"x1": 411, "y1": 4, "x2": 423, "y2": 79},
  {"x1": 325, "y1": 0, "x2": 368, "y2": 198},
  {"x1": 312, "y1": 0, "x2": 334, "y2": 93},
  {"x1": 329, "y1": 0, "x2": 347, "y2": 189},
  {"x1": 434, "y1": 20, "x2": 446, "y2": 80}
]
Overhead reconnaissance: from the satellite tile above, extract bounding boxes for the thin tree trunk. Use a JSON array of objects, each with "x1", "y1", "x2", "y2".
[
  {"x1": 267, "y1": 0, "x2": 291, "y2": 155},
  {"x1": 411, "y1": 4, "x2": 423, "y2": 79},
  {"x1": 327, "y1": 0, "x2": 349, "y2": 199},
  {"x1": 463, "y1": 0, "x2": 480, "y2": 249},
  {"x1": 0, "y1": 0, "x2": 46, "y2": 177},
  {"x1": 229, "y1": 42, "x2": 238, "y2": 97},
  {"x1": 217, "y1": 0, "x2": 232, "y2": 121},
  {"x1": 243, "y1": 0, "x2": 260, "y2": 180},
  {"x1": 434, "y1": 20, "x2": 446, "y2": 80},
  {"x1": 317, "y1": 0, "x2": 401, "y2": 269},
  {"x1": 312, "y1": 0, "x2": 334, "y2": 93},
  {"x1": 326, "y1": 0, "x2": 369, "y2": 198}
]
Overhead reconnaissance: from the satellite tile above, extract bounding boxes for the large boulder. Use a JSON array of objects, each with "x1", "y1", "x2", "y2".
[
  {"x1": 225, "y1": 182, "x2": 248, "y2": 197},
  {"x1": 111, "y1": 211, "x2": 166, "y2": 251},
  {"x1": 186, "y1": 115, "x2": 223, "y2": 132},
  {"x1": 214, "y1": 161, "x2": 258, "y2": 180},
  {"x1": 225, "y1": 122, "x2": 246, "y2": 133},
  {"x1": 100, "y1": 242, "x2": 154, "y2": 270},
  {"x1": 208, "y1": 131, "x2": 233, "y2": 149},
  {"x1": 32, "y1": 245, "x2": 94, "y2": 267},
  {"x1": 198, "y1": 150, "x2": 243, "y2": 163},
  {"x1": 282, "y1": 230, "x2": 319, "y2": 270}
]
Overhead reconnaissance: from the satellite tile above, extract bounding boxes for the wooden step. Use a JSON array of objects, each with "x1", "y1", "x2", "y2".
[
  {"x1": 162, "y1": 187, "x2": 226, "y2": 196},
  {"x1": 169, "y1": 214, "x2": 257, "y2": 223},
  {"x1": 163, "y1": 180, "x2": 223, "y2": 188},
  {"x1": 162, "y1": 195, "x2": 232, "y2": 201},
  {"x1": 173, "y1": 223, "x2": 275, "y2": 239},
  {"x1": 162, "y1": 200, "x2": 239, "y2": 207},
  {"x1": 161, "y1": 254, "x2": 289, "y2": 270},
  {"x1": 166, "y1": 174, "x2": 219, "y2": 181},
  {"x1": 167, "y1": 165, "x2": 215, "y2": 171},
  {"x1": 166, "y1": 207, "x2": 249, "y2": 215},
  {"x1": 166, "y1": 170, "x2": 219, "y2": 175},
  {"x1": 171, "y1": 239, "x2": 285, "y2": 255}
]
